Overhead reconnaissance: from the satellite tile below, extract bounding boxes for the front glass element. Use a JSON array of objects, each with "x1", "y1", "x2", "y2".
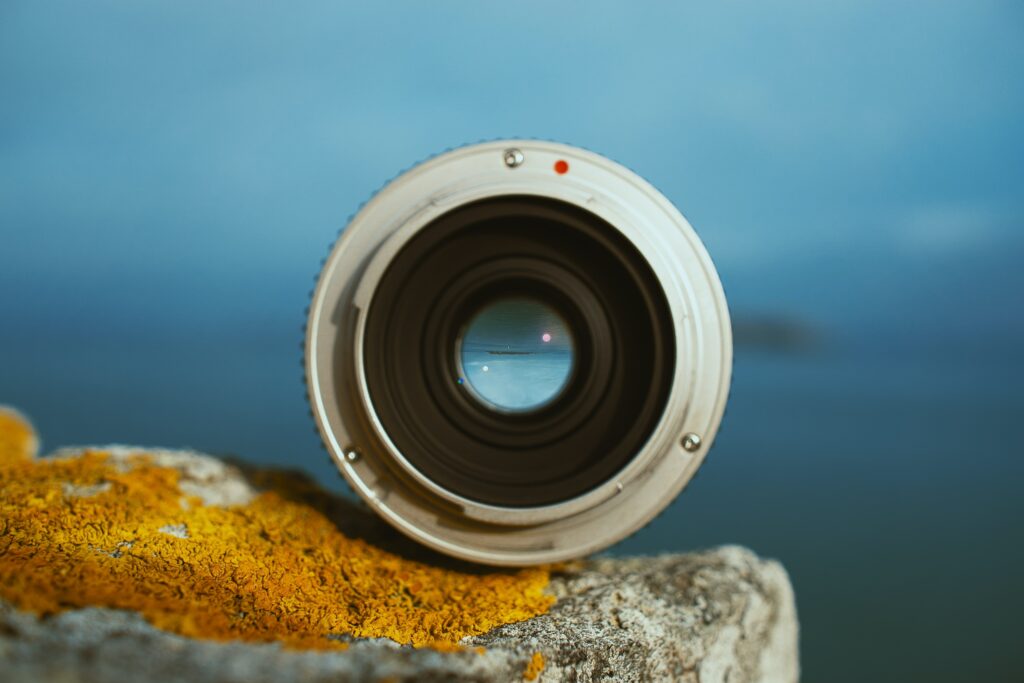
[{"x1": 457, "y1": 297, "x2": 574, "y2": 412}]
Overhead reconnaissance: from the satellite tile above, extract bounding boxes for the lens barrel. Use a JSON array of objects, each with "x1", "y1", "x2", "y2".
[{"x1": 306, "y1": 141, "x2": 731, "y2": 565}]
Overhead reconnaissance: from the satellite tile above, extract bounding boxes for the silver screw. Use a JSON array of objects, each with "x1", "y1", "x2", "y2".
[
  {"x1": 682, "y1": 433, "x2": 702, "y2": 452},
  {"x1": 344, "y1": 447, "x2": 361, "y2": 463},
  {"x1": 503, "y1": 148, "x2": 524, "y2": 168},
  {"x1": 615, "y1": 481, "x2": 624, "y2": 494}
]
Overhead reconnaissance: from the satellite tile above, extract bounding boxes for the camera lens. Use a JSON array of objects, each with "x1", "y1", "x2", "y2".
[
  {"x1": 457, "y1": 297, "x2": 575, "y2": 413},
  {"x1": 306, "y1": 141, "x2": 731, "y2": 565}
]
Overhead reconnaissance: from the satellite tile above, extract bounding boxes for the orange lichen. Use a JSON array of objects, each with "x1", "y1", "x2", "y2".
[
  {"x1": 424, "y1": 640, "x2": 472, "y2": 653},
  {"x1": 0, "y1": 408, "x2": 37, "y2": 463},
  {"x1": 0, "y1": 411, "x2": 554, "y2": 649},
  {"x1": 524, "y1": 651, "x2": 545, "y2": 680}
]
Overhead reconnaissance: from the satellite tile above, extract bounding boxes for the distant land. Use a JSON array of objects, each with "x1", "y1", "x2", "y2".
[{"x1": 731, "y1": 314, "x2": 823, "y2": 353}]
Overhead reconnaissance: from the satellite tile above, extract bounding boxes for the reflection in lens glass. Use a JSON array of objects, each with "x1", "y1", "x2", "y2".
[{"x1": 459, "y1": 297, "x2": 574, "y2": 412}]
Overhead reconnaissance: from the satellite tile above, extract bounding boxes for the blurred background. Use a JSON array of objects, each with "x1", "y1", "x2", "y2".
[{"x1": 2, "y1": 2, "x2": 1022, "y2": 680}]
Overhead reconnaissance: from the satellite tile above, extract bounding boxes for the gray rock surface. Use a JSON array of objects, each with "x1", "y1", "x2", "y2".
[{"x1": 0, "y1": 446, "x2": 799, "y2": 682}]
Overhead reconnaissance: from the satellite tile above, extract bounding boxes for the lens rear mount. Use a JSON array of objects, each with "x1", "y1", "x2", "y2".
[
  {"x1": 305, "y1": 140, "x2": 732, "y2": 565},
  {"x1": 362, "y1": 195, "x2": 675, "y2": 507}
]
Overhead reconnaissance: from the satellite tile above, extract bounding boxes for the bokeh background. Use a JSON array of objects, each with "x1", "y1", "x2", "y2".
[{"x1": 2, "y1": 2, "x2": 1022, "y2": 680}]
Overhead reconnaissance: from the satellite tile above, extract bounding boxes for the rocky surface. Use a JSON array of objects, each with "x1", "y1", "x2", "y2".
[{"x1": 0, "y1": 442, "x2": 799, "y2": 682}]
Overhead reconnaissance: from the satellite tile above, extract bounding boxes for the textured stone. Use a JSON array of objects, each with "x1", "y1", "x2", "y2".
[{"x1": 0, "y1": 445, "x2": 799, "y2": 682}]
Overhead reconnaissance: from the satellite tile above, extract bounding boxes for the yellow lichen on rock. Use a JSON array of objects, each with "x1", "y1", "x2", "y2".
[
  {"x1": 0, "y1": 415, "x2": 554, "y2": 650},
  {"x1": 0, "y1": 407, "x2": 38, "y2": 463}
]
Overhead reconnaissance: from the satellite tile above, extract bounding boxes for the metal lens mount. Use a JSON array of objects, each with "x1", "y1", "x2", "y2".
[{"x1": 305, "y1": 140, "x2": 731, "y2": 566}]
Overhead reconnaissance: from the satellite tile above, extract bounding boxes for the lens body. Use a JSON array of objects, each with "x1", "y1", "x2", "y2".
[{"x1": 305, "y1": 141, "x2": 731, "y2": 565}]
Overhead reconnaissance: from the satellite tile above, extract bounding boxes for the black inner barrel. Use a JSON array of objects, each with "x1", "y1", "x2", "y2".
[{"x1": 361, "y1": 195, "x2": 676, "y2": 507}]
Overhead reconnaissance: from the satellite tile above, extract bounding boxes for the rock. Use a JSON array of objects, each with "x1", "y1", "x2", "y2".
[
  {"x1": 476, "y1": 548, "x2": 799, "y2": 682},
  {"x1": 47, "y1": 444, "x2": 259, "y2": 507},
  {"x1": 0, "y1": 542, "x2": 797, "y2": 682},
  {"x1": 0, "y1": 424, "x2": 798, "y2": 681}
]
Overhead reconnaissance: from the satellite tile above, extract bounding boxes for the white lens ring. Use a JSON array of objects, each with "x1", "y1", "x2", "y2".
[{"x1": 306, "y1": 140, "x2": 731, "y2": 565}]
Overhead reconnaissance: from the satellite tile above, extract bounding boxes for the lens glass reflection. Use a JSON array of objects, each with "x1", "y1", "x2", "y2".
[{"x1": 458, "y1": 297, "x2": 574, "y2": 412}]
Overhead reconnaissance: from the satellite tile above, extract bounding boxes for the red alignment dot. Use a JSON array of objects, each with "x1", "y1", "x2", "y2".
[{"x1": 554, "y1": 159, "x2": 569, "y2": 174}]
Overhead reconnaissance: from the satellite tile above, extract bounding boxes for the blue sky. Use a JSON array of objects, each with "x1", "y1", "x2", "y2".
[{"x1": 3, "y1": 2, "x2": 1022, "y2": 352}]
